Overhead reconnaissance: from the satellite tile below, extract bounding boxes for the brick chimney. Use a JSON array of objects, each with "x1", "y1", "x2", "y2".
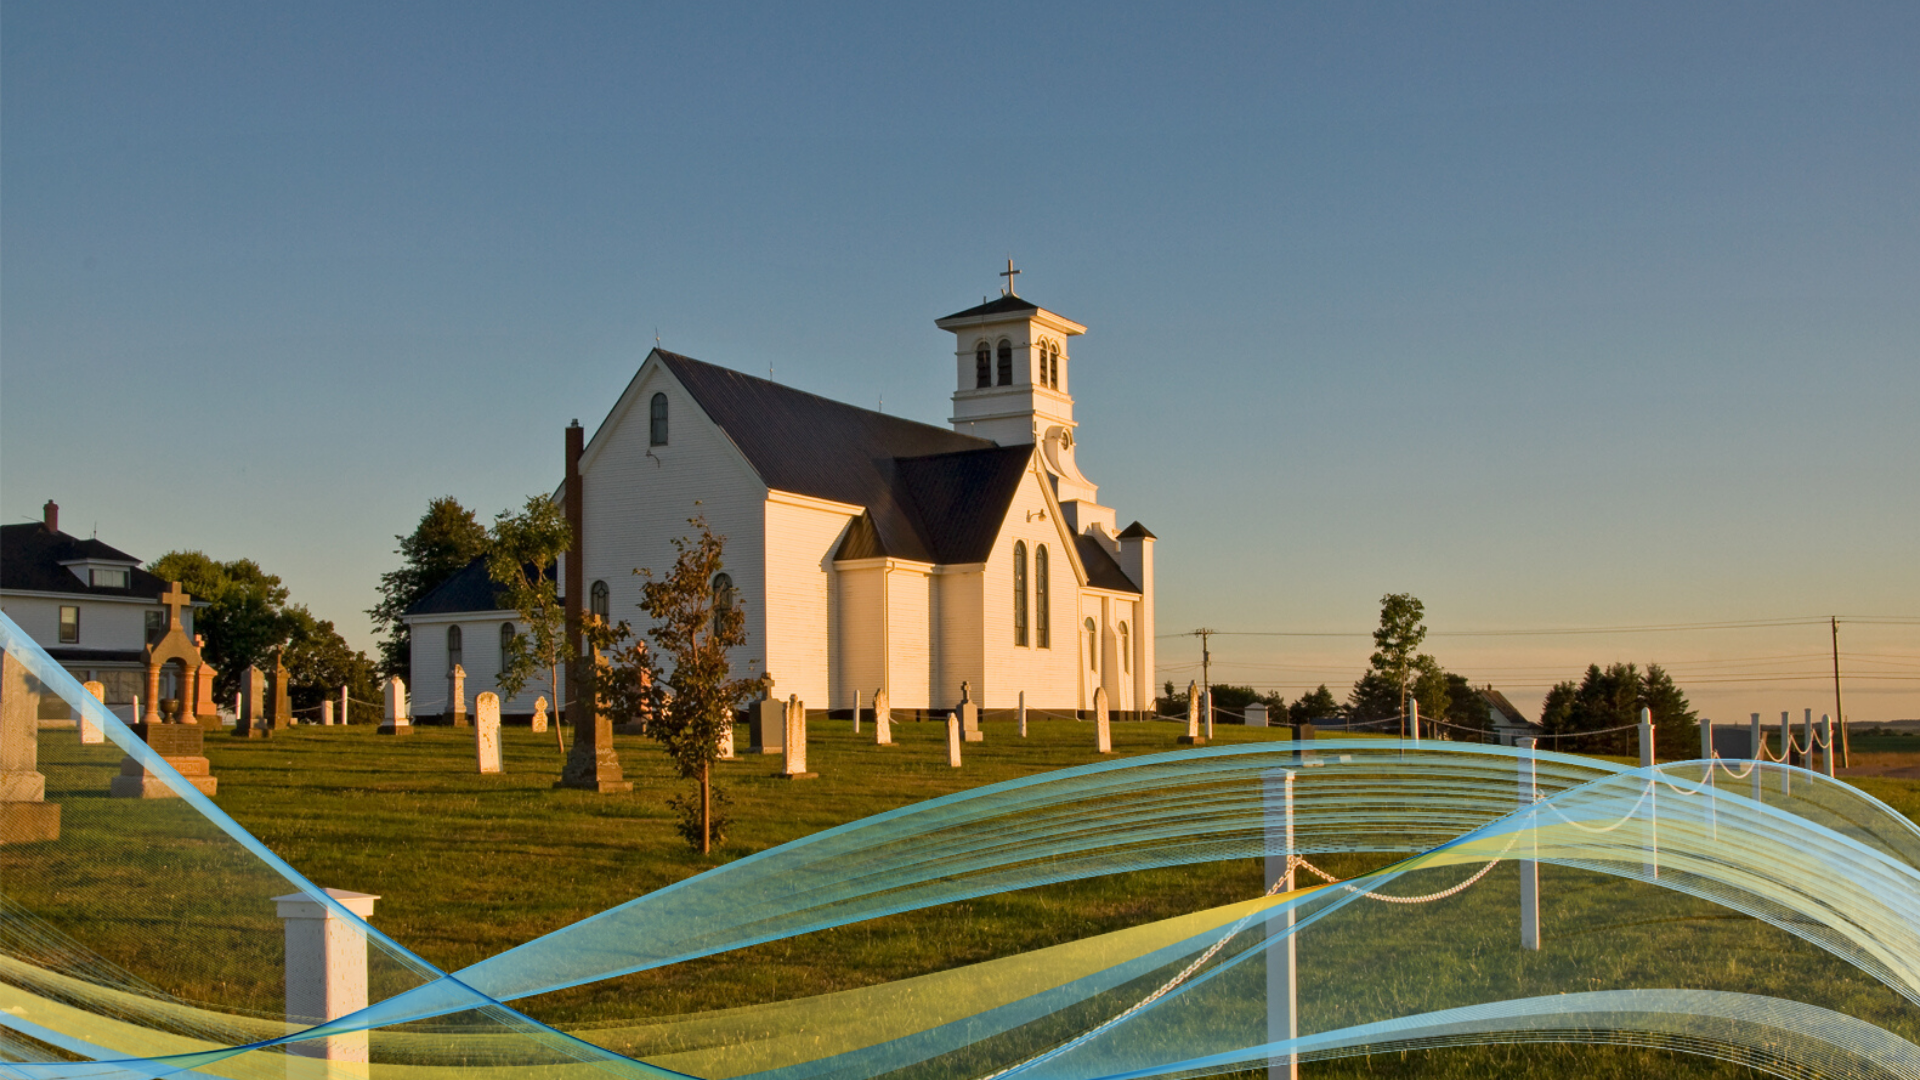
[{"x1": 42, "y1": 500, "x2": 58, "y2": 533}]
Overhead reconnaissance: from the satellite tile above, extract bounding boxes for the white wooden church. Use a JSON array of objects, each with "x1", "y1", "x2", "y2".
[{"x1": 404, "y1": 282, "x2": 1157, "y2": 720}]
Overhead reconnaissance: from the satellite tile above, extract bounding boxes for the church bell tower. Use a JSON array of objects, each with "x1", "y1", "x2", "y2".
[{"x1": 937, "y1": 265, "x2": 1108, "y2": 529}]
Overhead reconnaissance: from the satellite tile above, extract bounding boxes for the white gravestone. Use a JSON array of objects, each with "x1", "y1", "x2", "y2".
[
  {"x1": 782, "y1": 695, "x2": 814, "y2": 778},
  {"x1": 946, "y1": 714, "x2": 963, "y2": 767},
  {"x1": 874, "y1": 688, "x2": 892, "y2": 746},
  {"x1": 321, "y1": 699, "x2": 334, "y2": 726},
  {"x1": 340, "y1": 685, "x2": 349, "y2": 727},
  {"x1": 1245, "y1": 703, "x2": 1268, "y2": 728},
  {"x1": 474, "y1": 692, "x2": 502, "y2": 774},
  {"x1": 380, "y1": 676, "x2": 410, "y2": 734},
  {"x1": 79, "y1": 681, "x2": 107, "y2": 744},
  {"x1": 531, "y1": 696, "x2": 548, "y2": 733},
  {"x1": 1203, "y1": 688, "x2": 1214, "y2": 739},
  {"x1": 852, "y1": 690, "x2": 861, "y2": 735},
  {"x1": 1179, "y1": 680, "x2": 1206, "y2": 745},
  {"x1": 448, "y1": 665, "x2": 467, "y2": 727},
  {"x1": 1094, "y1": 686, "x2": 1112, "y2": 754},
  {"x1": 275, "y1": 889, "x2": 378, "y2": 1076},
  {"x1": 718, "y1": 712, "x2": 737, "y2": 760}
]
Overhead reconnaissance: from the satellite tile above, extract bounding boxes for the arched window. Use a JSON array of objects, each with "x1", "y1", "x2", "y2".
[
  {"x1": 996, "y1": 340, "x2": 1013, "y2": 386},
  {"x1": 1118, "y1": 621, "x2": 1130, "y2": 673},
  {"x1": 711, "y1": 573, "x2": 735, "y2": 636},
  {"x1": 649, "y1": 392, "x2": 669, "y2": 446},
  {"x1": 590, "y1": 580, "x2": 610, "y2": 621},
  {"x1": 1035, "y1": 545, "x2": 1050, "y2": 648},
  {"x1": 1085, "y1": 618, "x2": 1098, "y2": 670},
  {"x1": 499, "y1": 622, "x2": 516, "y2": 662},
  {"x1": 447, "y1": 624, "x2": 463, "y2": 673},
  {"x1": 1012, "y1": 541, "x2": 1029, "y2": 646},
  {"x1": 1049, "y1": 343, "x2": 1060, "y2": 389},
  {"x1": 975, "y1": 343, "x2": 991, "y2": 388}
]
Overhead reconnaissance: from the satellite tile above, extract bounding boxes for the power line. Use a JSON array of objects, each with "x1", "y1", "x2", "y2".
[{"x1": 1156, "y1": 615, "x2": 1920, "y2": 640}]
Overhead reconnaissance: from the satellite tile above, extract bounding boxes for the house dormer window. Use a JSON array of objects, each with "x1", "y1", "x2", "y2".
[
  {"x1": 90, "y1": 567, "x2": 129, "y2": 589},
  {"x1": 975, "y1": 343, "x2": 991, "y2": 388},
  {"x1": 996, "y1": 340, "x2": 1013, "y2": 386}
]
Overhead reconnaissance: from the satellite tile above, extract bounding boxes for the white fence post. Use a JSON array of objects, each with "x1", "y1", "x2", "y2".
[
  {"x1": 340, "y1": 685, "x2": 349, "y2": 727},
  {"x1": 1409, "y1": 699, "x2": 1421, "y2": 744},
  {"x1": 1518, "y1": 737, "x2": 1540, "y2": 951},
  {"x1": 275, "y1": 889, "x2": 378, "y2": 1078},
  {"x1": 1639, "y1": 707, "x2": 1657, "y2": 880},
  {"x1": 852, "y1": 690, "x2": 861, "y2": 735},
  {"x1": 1265, "y1": 769, "x2": 1298, "y2": 1080},
  {"x1": 1821, "y1": 714, "x2": 1836, "y2": 778}
]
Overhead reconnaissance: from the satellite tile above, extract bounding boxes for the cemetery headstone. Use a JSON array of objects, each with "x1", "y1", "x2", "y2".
[
  {"x1": 268, "y1": 651, "x2": 293, "y2": 729},
  {"x1": 379, "y1": 676, "x2": 411, "y2": 735},
  {"x1": 448, "y1": 665, "x2": 469, "y2": 727},
  {"x1": 1018, "y1": 690, "x2": 1027, "y2": 738},
  {"x1": 780, "y1": 695, "x2": 815, "y2": 779},
  {"x1": 958, "y1": 681, "x2": 982, "y2": 742},
  {"x1": 1244, "y1": 703, "x2": 1269, "y2": 727},
  {"x1": 79, "y1": 681, "x2": 107, "y2": 744},
  {"x1": 1178, "y1": 680, "x2": 1206, "y2": 745},
  {"x1": 474, "y1": 692, "x2": 502, "y2": 774},
  {"x1": 321, "y1": 699, "x2": 334, "y2": 726},
  {"x1": 1203, "y1": 688, "x2": 1214, "y2": 739},
  {"x1": 750, "y1": 678, "x2": 785, "y2": 755},
  {"x1": 1094, "y1": 686, "x2": 1112, "y2": 754},
  {"x1": 717, "y1": 712, "x2": 737, "y2": 760},
  {"x1": 235, "y1": 666, "x2": 270, "y2": 739},
  {"x1": 275, "y1": 888, "x2": 378, "y2": 1068},
  {"x1": 531, "y1": 696, "x2": 548, "y2": 733},
  {"x1": 874, "y1": 687, "x2": 893, "y2": 746},
  {"x1": 852, "y1": 690, "x2": 861, "y2": 735},
  {"x1": 193, "y1": 661, "x2": 220, "y2": 724},
  {"x1": 946, "y1": 713, "x2": 963, "y2": 767},
  {"x1": 1, "y1": 650, "x2": 61, "y2": 843},
  {"x1": 114, "y1": 712, "x2": 218, "y2": 799}
]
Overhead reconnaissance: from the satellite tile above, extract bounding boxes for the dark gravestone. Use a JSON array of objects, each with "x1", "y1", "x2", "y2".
[
  {"x1": 235, "y1": 666, "x2": 270, "y2": 739},
  {"x1": 268, "y1": 654, "x2": 293, "y2": 729},
  {"x1": 1710, "y1": 725, "x2": 1756, "y2": 760}
]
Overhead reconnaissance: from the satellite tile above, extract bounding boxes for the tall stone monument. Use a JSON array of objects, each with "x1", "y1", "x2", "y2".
[
  {"x1": 1178, "y1": 680, "x2": 1206, "y2": 746},
  {"x1": 474, "y1": 692, "x2": 502, "y2": 774},
  {"x1": 117, "y1": 584, "x2": 219, "y2": 797},
  {"x1": 1, "y1": 650, "x2": 61, "y2": 844},
  {"x1": 447, "y1": 665, "x2": 468, "y2": 728},
  {"x1": 557, "y1": 420, "x2": 631, "y2": 793},
  {"x1": 268, "y1": 650, "x2": 293, "y2": 729}
]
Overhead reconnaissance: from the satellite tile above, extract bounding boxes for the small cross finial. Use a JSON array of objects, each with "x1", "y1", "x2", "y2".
[
  {"x1": 159, "y1": 581, "x2": 191, "y2": 631},
  {"x1": 1000, "y1": 257, "x2": 1020, "y2": 296}
]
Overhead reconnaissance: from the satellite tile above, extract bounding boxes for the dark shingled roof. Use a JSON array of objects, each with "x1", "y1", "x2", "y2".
[
  {"x1": 1481, "y1": 688, "x2": 1535, "y2": 728},
  {"x1": 405, "y1": 557, "x2": 555, "y2": 616},
  {"x1": 0, "y1": 524, "x2": 168, "y2": 599},
  {"x1": 657, "y1": 351, "x2": 1036, "y2": 564},
  {"x1": 1074, "y1": 535, "x2": 1141, "y2": 594},
  {"x1": 937, "y1": 294, "x2": 1042, "y2": 321},
  {"x1": 1117, "y1": 521, "x2": 1157, "y2": 540}
]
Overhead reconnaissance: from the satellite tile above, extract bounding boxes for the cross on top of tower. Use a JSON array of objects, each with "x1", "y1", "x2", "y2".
[
  {"x1": 159, "y1": 581, "x2": 191, "y2": 631},
  {"x1": 999, "y1": 258, "x2": 1020, "y2": 297}
]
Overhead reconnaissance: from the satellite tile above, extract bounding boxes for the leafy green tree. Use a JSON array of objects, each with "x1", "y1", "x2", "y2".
[
  {"x1": 282, "y1": 610, "x2": 382, "y2": 714},
  {"x1": 148, "y1": 552, "x2": 294, "y2": 698},
  {"x1": 1443, "y1": 672, "x2": 1492, "y2": 737},
  {"x1": 630, "y1": 516, "x2": 755, "y2": 854},
  {"x1": 1346, "y1": 669, "x2": 1401, "y2": 724},
  {"x1": 1410, "y1": 656, "x2": 1452, "y2": 733},
  {"x1": 488, "y1": 495, "x2": 573, "y2": 753},
  {"x1": 1536, "y1": 662, "x2": 1698, "y2": 760},
  {"x1": 369, "y1": 497, "x2": 490, "y2": 678},
  {"x1": 1289, "y1": 685, "x2": 1341, "y2": 725},
  {"x1": 1368, "y1": 593, "x2": 1432, "y2": 710}
]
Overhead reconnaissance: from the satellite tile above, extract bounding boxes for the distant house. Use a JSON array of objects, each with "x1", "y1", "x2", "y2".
[
  {"x1": 1481, "y1": 687, "x2": 1541, "y2": 746},
  {"x1": 401, "y1": 557, "x2": 556, "y2": 722},
  {"x1": 0, "y1": 501, "x2": 199, "y2": 714}
]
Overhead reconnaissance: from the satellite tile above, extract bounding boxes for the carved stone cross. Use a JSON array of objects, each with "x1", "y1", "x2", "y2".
[{"x1": 159, "y1": 581, "x2": 191, "y2": 631}]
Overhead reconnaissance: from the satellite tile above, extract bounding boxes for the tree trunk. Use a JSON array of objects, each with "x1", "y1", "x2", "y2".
[
  {"x1": 700, "y1": 759, "x2": 711, "y2": 855},
  {"x1": 551, "y1": 663, "x2": 565, "y2": 753}
]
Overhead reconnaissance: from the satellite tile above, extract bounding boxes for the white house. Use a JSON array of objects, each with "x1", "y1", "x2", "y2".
[
  {"x1": 405, "y1": 285, "x2": 1157, "y2": 721},
  {"x1": 0, "y1": 501, "x2": 197, "y2": 715}
]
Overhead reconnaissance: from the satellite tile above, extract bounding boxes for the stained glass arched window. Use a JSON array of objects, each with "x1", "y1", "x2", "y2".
[
  {"x1": 447, "y1": 624, "x2": 463, "y2": 673},
  {"x1": 1035, "y1": 545, "x2": 1050, "y2": 649},
  {"x1": 1085, "y1": 618, "x2": 1098, "y2": 670},
  {"x1": 590, "y1": 580, "x2": 610, "y2": 621},
  {"x1": 1013, "y1": 541, "x2": 1029, "y2": 646}
]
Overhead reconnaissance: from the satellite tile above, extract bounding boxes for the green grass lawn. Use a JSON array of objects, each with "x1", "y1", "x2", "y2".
[{"x1": 8, "y1": 717, "x2": 1917, "y2": 1078}]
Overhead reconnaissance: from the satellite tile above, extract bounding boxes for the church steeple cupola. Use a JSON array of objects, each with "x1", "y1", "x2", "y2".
[{"x1": 937, "y1": 265, "x2": 1087, "y2": 448}]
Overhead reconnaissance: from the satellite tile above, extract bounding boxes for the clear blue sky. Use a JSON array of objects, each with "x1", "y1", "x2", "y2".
[{"x1": 5, "y1": 3, "x2": 1916, "y2": 719}]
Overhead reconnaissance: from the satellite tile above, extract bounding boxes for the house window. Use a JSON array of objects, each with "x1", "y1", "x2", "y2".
[
  {"x1": 711, "y1": 573, "x2": 735, "y2": 636},
  {"x1": 1085, "y1": 618, "x2": 1098, "y2": 670},
  {"x1": 90, "y1": 567, "x2": 128, "y2": 589},
  {"x1": 1013, "y1": 541, "x2": 1029, "y2": 647},
  {"x1": 590, "y1": 580, "x2": 610, "y2": 622},
  {"x1": 650, "y1": 393, "x2": 669, "y2": 446},
  {"x1": 499, "y1": 622, "x2": 516, "y2": 663},
  {"x1": 975, "y1": 343, "x2": 991, "y2": 388},
  {"x1": 145, "y1": 610, "x2": 166, "y2": 645},
  {"x1": 1035, "y1": 546, "x2": 1050, "y2": 648},
  {"x1": 1119, "y1": 621, "x2": 1130, "y2": 673},
  {"x1": 447, "y1": 625, "x2": 463, "y2": 672},
  {"x1": 996, "y1": 340, "x2": 1013, "y2": 386},
  {"x1": 59, "y1": 606, "x2": 79, "y2": 644}
]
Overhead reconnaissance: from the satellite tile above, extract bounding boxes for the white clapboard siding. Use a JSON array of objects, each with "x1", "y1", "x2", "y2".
[
  {"x1": 407, "y1": 615, "x2": 556, "y2": 717},
  {"x1": 886, "y1": 565, "x2": 934, "y2": 710},
  {"x1": 934, "y1": 568, "x2": 984, "y2": 708},
  {"x1": 0, "y1": 593, "x2": 171, "y2": 654},
  {"x1": 762, "y1": 497, "x2": 855, "y2": 708},
  {"x1": 980, "y1": 468, "x2": 1084, "y2": 710},
  {"x1": 834, "y1": 564, "x2": 883, "y2": 709},
  {"x1": 580, "y1": 361, "x2": 769, "y2": 682}
]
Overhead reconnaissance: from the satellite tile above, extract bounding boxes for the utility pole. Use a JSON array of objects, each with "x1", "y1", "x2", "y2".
[
  {"x1": 1832, "y1": 616, "x2": 1850, "y2": 768},
  {"x1": 1192, "y1": 628, "x2": 1217, "y2": 703}
]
